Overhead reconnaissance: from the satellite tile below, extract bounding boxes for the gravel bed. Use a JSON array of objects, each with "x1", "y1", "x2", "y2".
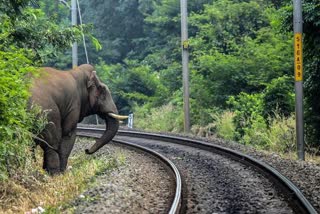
[
  {"x1": 118, "y1": 128, "x2": 320, "y2": 213},
  {"x1": 67, "y1": 138, "x2": 175, "y2": 213},
  {"x1": 206, "y1": 138, "x2": 320, "y2": 212},
  {"x1": 119, "y1": 136, "x2": 294, "y2": 213},
  {"x1": 77, "y1": 125, "x2": 320, "y2": 212}
]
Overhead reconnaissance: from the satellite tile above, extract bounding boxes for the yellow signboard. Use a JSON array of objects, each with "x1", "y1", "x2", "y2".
[
  {"x1": 294, "y1": 33, "x2": 303, "y2": 81},
  {"x1": 182, "y1": 40, "x2": 189, "y2": 49}
]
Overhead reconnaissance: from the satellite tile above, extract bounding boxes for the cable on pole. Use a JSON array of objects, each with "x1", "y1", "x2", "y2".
[
  {"x1": 75, "y1": 0, "x2": 98, "y2": 124},
  {"x1": 76, "y1": 0, "x2": 89, "y2": 64}
]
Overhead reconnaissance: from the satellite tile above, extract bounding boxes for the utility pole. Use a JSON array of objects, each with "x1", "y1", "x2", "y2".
[
  {"x1": 180, "y1": 0, "x2": 190, "y2": 133},
  {"x1": 71, "y1": 0, "x2": 78, "y2": 68},
  {"x1": 293, "y1": 0, "x2": 304, "y2": 160}
]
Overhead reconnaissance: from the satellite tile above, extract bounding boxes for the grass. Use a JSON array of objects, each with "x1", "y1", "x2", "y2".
[
  {"x1": 306, "y1": 153, "x2": 320, "y2": 164},
  {"x1": 132, "y1": 106, "x2": 320, "y2": 164},
  {"x1": 133, "y1": 103, "x2": 184, "y2": 133},
  {"x1": 0, "y1": 139, "x2": 125, "y2": 213}
]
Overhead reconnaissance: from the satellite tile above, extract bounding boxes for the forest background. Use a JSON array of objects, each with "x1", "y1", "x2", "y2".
[{"x1": 0, "y1": 0, "x2": 320, "y2": 180}]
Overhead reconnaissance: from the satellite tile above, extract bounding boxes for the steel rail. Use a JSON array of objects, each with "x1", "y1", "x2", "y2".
[
  {"x1": 77, "y1": 129, "x2": 182, "y2": 214},
  {"x1": 76, "y1": 126, "x2": 317, "y2": 214}
]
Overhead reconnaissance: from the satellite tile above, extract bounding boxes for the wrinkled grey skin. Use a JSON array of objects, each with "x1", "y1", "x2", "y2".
[{"x1": 30, "y1": 64, "x2": 119, "y2": 174}]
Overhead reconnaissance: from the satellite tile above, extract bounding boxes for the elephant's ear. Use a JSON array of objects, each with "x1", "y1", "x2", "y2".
[
  {"x1": 87, "y1": 71, "x2": 101, "y2": 89},
  {"x1": 87, "y1": 71, "x2": 102, "y2": 108}
]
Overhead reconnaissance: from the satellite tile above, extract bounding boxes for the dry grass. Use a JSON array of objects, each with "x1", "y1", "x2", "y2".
[
  {"x1": 306, "y1": 154, "x2": 320, "y2": 164},
  {"x1": 262, "y1": 150, "x2": 320, "y2": 165},
  {"x1": 0, "y1": 148, "x2": 121, "y2": 213}
]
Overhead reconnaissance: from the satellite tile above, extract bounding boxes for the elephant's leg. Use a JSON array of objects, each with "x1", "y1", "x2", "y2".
[
  {"x1": 42, "y1": 125, "x2": 61, "y2": 174},
  {"x1": 40, "y1": 109, "x2": 62, "y2": 174},
  {"x1": 43, "y1": 148, "x2": 60, "y2": 175},
  {"x1": 59, "y1": 131, "x2": 76, "y2": 172}
]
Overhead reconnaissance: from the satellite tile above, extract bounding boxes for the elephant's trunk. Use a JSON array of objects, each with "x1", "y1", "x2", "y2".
[{"x1": 85, "y1": 116, "x2": 119, "y2": 154}]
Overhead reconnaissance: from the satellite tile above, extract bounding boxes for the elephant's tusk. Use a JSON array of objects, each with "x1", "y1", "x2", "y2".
[{"x1": 108, "y1": 113, "x2": 129, "y2": 120}]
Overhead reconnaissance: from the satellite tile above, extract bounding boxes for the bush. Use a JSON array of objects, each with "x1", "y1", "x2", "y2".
[
  {"x1": 268, "y1": 113, "x2": 296, "y2": 153},
  {"x1": 0, "y1": 0, "x2": 90, "y2": 180},
  {"x1": 192, "y1": 111, "x2": 235, "y2": 140},
  {"x1": 0, "y1": 47, "x2": 46, "y2": 180},
  {"x1": 96, "y1": 60, "x2": 169, "y2": 115},
  {"x1": 227, "y1": 92, "x2": 264, "y2": 140},
  {"x1": 214, "y1": 111, "x2": 236, "y2": 141},
  {"x1": 228, "y1": 91, "x2": 296, "y2": 151},
  {"x1": 133, "y1": 103, "x2": 184, "y2": 132},
  {"x1": 241, "y1": 114, "x2": 270, "y2": 148},
  {"x1": 241, "y1": 112, "x2": 296, "y2": 152},
  {"x1": 263, "y1": 75, "x2": 295, "y2": 119}
]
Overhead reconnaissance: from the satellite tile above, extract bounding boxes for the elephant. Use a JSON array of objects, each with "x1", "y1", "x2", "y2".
[{"x1": 30, "y1": 64, "x2": 127, "y2": 174}]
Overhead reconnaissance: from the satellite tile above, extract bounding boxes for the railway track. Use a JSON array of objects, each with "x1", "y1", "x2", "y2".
[
  {"x1": 76, "y1": 128, "x2": 182, "y2": 214},
  {"x1": 76, "y1": 126, "x2": 317, "y2": 214}
]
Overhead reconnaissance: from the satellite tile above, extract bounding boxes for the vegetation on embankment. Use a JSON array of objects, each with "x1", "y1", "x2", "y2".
[
  {"x1": 1, "y1": 0, "x2": 320, "y2": 211},
  {"x1": 0, "y1": 0, "x2": 83, "y2": 180},
  {"x1": 0, "y1": 1, "x2": 105, "y2": 212},
  {"x1": 0, "y1": 138, "x2": 125, "y2": 213},
  {"x1": 0, "y1": 2, "x2": 122, "y2": 213}
]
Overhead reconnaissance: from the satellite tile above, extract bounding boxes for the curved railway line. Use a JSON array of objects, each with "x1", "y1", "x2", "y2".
[
  {"x1": 107, "y1": 139, "x2": 182, "y2": 214},
  {"x1": 76, "y1": 129, "x2": 182, "y2": 214},
  {"x1": 76, "y1": 126, "x2": 317, "y2": 214}
]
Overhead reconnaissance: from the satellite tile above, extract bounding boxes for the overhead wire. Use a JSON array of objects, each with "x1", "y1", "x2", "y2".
[
  {"x1": 76, "y1": 0, "x2": 100, "y2": 124},
  {"x1": 76, "y1": 0, "x2": 89, "y2": 64}
]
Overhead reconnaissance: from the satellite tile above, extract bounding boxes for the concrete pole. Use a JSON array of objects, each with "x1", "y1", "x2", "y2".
[
  {"x1": 71, "y1": 0, "x2": 78, "y2": 68},
  {"x1": 180, "y1": 0, "x2": 190, "y2": 133},
  {"x1": 293, "y1": 0, "x2": 304, "y2": 160}
]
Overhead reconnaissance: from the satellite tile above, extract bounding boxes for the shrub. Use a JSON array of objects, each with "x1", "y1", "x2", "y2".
[
  {"x1": 0, "y1": 75, "x2": 48, "y2": 178},
  {"x1": 214, "y1": 111, "x2": 236, "y2": 141},
  {"x1": 241, "y1": 114, "x2": 270, "y2": 148},
  {"x1": 133, "y1": 103, "x2": 184, "y2": 132},
  {"x1": 0, "y1": 138, "x2": 125, "y2": 213},
  {"x1": 191, "y1": 123, "x2": 216, "y2": 138},
  {"x1": 191, "y1": 111, "x2": 235, "y2": 140},
  {"x1": 263, "y1": 75, "x2": 295, "y2": 119},
  {"x1": 241, "y1": 112, "x2": 296, "y2": 153},
  {"x1": 0, "y1": 47, "x2": 46, "y2": 180},
  {"x1": 0, "y1": 1, "x2": 86, "y2": 180},
  {"x1": 268, "y1": 113, "x2": 296, "y2": 153},
  {"x1": 227, "y1": 92, "x2": 264, "y2": 140}
]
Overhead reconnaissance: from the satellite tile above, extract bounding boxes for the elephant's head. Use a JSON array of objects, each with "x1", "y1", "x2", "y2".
[{"x1": 84, "y1": 70, "x2": 127, "y2": 154}]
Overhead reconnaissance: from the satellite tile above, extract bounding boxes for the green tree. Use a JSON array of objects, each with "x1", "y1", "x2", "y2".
[
  {"x1": 282, "y1": 0, "x2": 320, "y2": 146},
  {"x1": 96, "y1": 60, "x2": 168, "y2": 114},
  {"x1": 0, "y1": 0, "x2": 84, "y2": 179},
  {"x1": 263, "y1": 76, "x2": 295, "y2": 119},
  {"x1": 79, "y1": 0, "x2": 145, "y2": 64},
  {"x1": 189, "y1": 1, "x2": 292, "y2": 126},
  {"x1": 227, "y1": 92, "x2": 264, "y2": 140},
  {"x1": 41, "y1": 0, "x2": 300, "y2": 140}
]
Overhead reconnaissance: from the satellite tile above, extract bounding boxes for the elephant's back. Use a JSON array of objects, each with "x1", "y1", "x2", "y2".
[
  {"x1": 30, "y1": 68, "x2": 77, "y2": 108},
  {"x1": 32, "y1": 68, "x2": 75, "y2": 89}
]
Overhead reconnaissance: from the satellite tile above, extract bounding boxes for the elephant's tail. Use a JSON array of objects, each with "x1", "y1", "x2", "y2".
[{"x1": 32, "y1": 135, "x2": 58, "y2": 152}]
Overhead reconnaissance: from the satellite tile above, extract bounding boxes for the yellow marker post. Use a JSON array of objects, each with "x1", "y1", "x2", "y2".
[
  {"x1": 294, "y1": 33, "x2": 303, "y2": 81},
  {"x1": 293, "y1": 0, "x2": 304, "y2": 160}
]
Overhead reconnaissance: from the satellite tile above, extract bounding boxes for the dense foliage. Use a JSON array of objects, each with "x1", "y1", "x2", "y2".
[
  {"x1": 274, "y1": 0, "x2": 320, "y2": 147},
  {"x1": 284, "y1": 0, "x2": 320, "y2": 146},
  {"x1": 0, "y1": 0, "x2": 83, "y2": 180},
  {"x1": 1, "y1": 0, "x2": 319, "y2": 178},
  {"x1": 50, "y1": 0, "x2": 317, "y2": 152}
]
